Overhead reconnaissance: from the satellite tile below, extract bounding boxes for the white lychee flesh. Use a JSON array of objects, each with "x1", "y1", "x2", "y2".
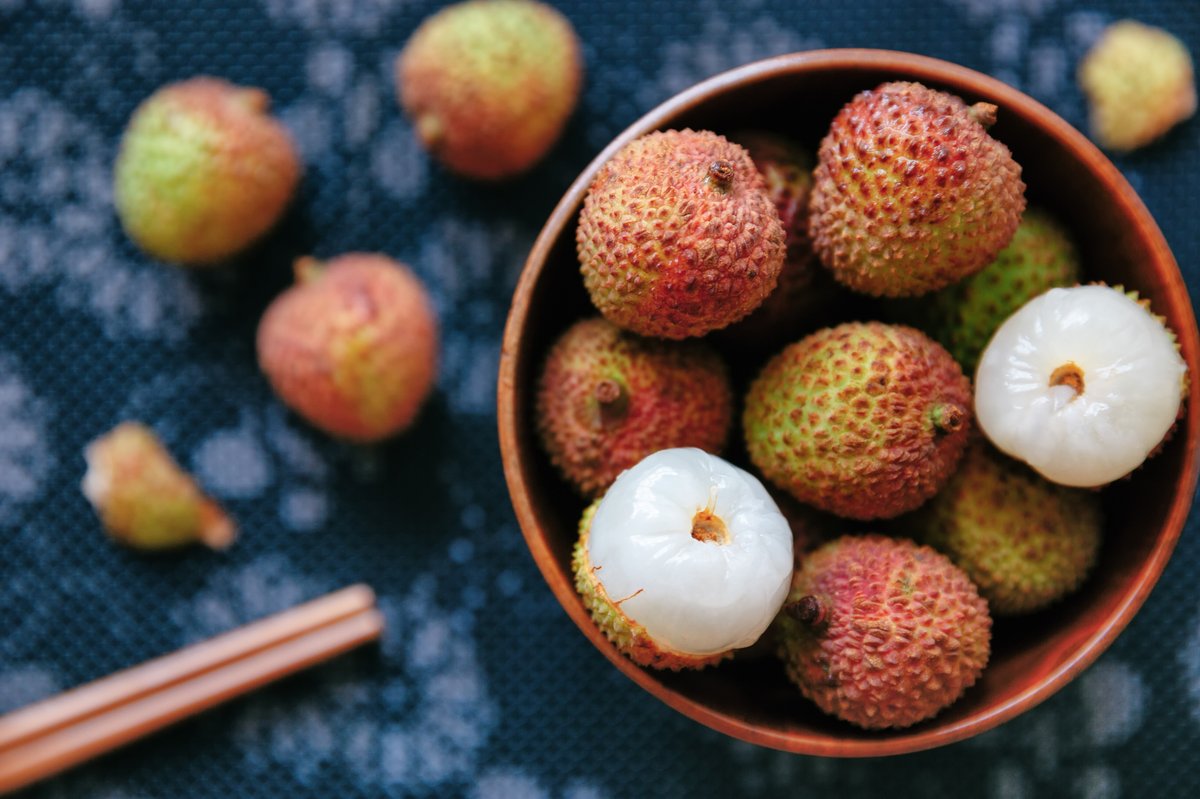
[
  {"x1": 586, "y1": 448, "x2": 793, "y2": 656},
  {"x1": 975, "y1": 285, "x2": 1187, "y2": 487}
]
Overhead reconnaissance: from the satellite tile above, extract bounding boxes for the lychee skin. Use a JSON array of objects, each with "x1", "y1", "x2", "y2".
[
  {"x1": 82, "y1": 422, "x2": 235, "y2": 551},
  {"x1": 577, "y1": 129, "x2": 787, "y2": 339},
  {"x1": 906, "y1": 208, "x2": 1081, "y2": 374},
  {"x1": 257, "y1": 253, "x2": 439, "y2": 443},
  {"x1": 536, "y1": 317, "x2": 733, "y2": 497},
  {"x1": 808, "y1": 81, "x2": 1026, "y2": 297},
  {"x1": 397, "y1": 0, "x2": 582, "y2": 179},
  {"x1": 909, "y1": 442, "x2": 1102, "y2": 615},
  {"x1": 114, "y1": 77, "x2": 300, "y2": 265},
  {"x1": 744, "y1": 322, "x2": 973, "y2": 520},
  {"x1": 775, "y1": 534, "x2": 991, "y2": 730},
  {"x1": 1078, "y1": 20, "x2": 1196, "y2": 152}
]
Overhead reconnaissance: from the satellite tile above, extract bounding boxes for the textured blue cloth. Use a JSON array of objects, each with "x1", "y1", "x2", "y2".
[{"x1": 0, "y1": 1, "x2": 1198, "y2": 797}]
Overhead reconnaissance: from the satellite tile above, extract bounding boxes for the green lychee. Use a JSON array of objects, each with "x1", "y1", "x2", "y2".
[
  {"x1": 808, "y1": 81, "x2": 1026, "y2": 297},
  {"x1": 900, "y1": 207, "x2": 1081, "y2": 374},
  {"x1": 906, "y1": 441, "x2": 1103, "y2": 615},
  {"x1": 1078, "y1": 20, "x2": 1196, "y2": 151},
  {"x1": 776, "y1": 534, "x2": 991, "y2": 730},
  {"x1": 743, "y1": 322, "x2": 972, "y2": 520},
  {"x1": 256, "y1": 253, "x2": 439, "y2": 443},
  {"x1": 82, "y1": 422, "x2": 236, "y2": 551},
  {"x1": 536, "y1": 317, "x2": 733, "y2": 497},
  {"x1": 576, "y1": 129, "x2": 787, "y2": 339},
  {"x1": 114, "y1": 77, "x2": 300, "y2": 265},
  {"x1": 397, "y1": 0, "x2": 583, "y2": 179}
]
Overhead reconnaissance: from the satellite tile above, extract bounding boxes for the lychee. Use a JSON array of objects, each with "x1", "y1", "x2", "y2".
[
  {"x1": 82, "y1": 422, "x2": 235, "y2": 551},
  {"x1": 576, "y1": 129, "x2": 786, "y2": 339},
  {"x1": 114, "y1": 77, "x2": 300, "y2": 265},
  {"x1": 908, "y1": 442, "x2": 1102, "y2": 615},
  {"x1": 808, "y1": 81, "x2": 1026, "y2": 297},
  {"x1": 974, "y1": 284, "x2": 1188, "y2": 487},
  {"x1": 1078, "y1": 20, "x2": 1196, "y2": 151},
  {"x1": 743, "y1": 322, "x2": 973, "y2": 520},
  {"x1": 573, "y1": 448, "x2": 793, "y2": 670},
  {"x1": 257, "y1": 253, "x2": 439, "y2": 443},
  {"x1": 397, "y1": 0, "x2": 583, "y2": 179},
  {"x1": 536, "y1": 317, "x2": 733, "y2": 497},
  {"x1": 775, "y1": 534, "x2": 991, "y2": 729}
]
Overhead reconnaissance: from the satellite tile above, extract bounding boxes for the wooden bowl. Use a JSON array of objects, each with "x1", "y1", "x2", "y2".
[{"x1": 497, "y1": 50, "x2": 1200, "y2": 756}]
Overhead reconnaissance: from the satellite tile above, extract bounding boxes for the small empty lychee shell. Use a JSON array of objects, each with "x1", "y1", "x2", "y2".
[
  {"x1": 82, "y1": 422, "x2": 235, "y2": 551},
  {"x1": 975, "y1": 285, "x2": 1188, "y2": 487},
  {"x1": 775, "y1": 534, "x2": 991, "y2": 729},
  {"x1": 536, "y1": 317, "x2": 733, "y2": 497},
  {"x1": 114, "y1": 77, "x2": 300, "y2": 265},
  {"x1": 1078, "y1": 20, "x2": 1197, "y2": 151},
  {"x1": 256, "y1": 253, "x2": 439, "y2": 443},
  {"x1": 572, "y1": 448, "x2": 793, "y2": 670},
  {"x1": 397, "y1": 0, "x2": 583, "y2": 179}
]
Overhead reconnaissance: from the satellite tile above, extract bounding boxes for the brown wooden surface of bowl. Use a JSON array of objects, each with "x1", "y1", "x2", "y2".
[{"x1": 497, "y1": 49, "x2": 1200, "y2": 757}]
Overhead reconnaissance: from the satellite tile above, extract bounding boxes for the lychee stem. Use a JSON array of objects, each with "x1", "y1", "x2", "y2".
[
  {"x1": 234, "y1": 87, "x2": 270, "y2": 115},
  {"x1": 690, "y1": 509, "x2": 730, "y2": 545},
  {"x1": 930, "y1": 403, "x2": 967, "y2": 435},
  {"x1": 198, "y1": 500, "x2": 237, "y2": 550},
  {"x1": 294, "y1": 256, "x2": 326, "y2": 285},
  {"x1": 705, "y1": 160, "x2": 735, "y2": 193},
  {"x1": 968, "y1": 102, "x2": 998, "y2": 128},
  {"x1": 1049, "y1": 362, "x2": 1086, "y2": 398},
  {"x1": 416, "y1": 114, "x2": 444, "y2": 148},
  {"x1": 785, "y1": 595, "x2": 826, "y2": 626},
  {"x1": 594, "y1": 379, "x2": 629, "y2": 426}
]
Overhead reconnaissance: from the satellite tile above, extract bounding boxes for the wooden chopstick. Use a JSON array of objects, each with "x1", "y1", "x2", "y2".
[{"x1": 0, "y1": 585, "x2": 384, "y2": 794}]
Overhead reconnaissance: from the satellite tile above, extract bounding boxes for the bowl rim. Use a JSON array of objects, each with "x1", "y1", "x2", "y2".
[{"x1": 497, "y1": 48, "x2": 1200, "y2": 757}]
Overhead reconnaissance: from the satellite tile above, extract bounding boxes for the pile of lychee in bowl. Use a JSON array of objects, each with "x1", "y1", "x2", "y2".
[{"x1": 497, "y1": 50, "x2": 1200, "y2": 755}]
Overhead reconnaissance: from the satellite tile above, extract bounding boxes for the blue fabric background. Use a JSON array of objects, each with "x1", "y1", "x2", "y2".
[{"x1": 1, "y1": 1, "x2": 1198, "y2": 797}]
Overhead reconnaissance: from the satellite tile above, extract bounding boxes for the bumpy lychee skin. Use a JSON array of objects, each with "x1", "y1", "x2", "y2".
[
  {"x1": 397, "y1": 0, "x2": 582, "y2": 179},
  {"x1": 907, "y1": 208, "x2": 1081, "y2": 374},
  {"x1": 82, "y1": 422, "x2": 235, "y2": 551},
  {"x1": 572, "y1": 448, "x2": 793, "y2": 670},
  {"x1": 576, "y1": 129, "x2": 787, "y2": 339},
  {"x1": 257, "y1": 254, "x2": 439, "y2": 443},
  {"x1": 776, "y1": 534, "x2": 991, "y2": 729},
  {"x1": 744, "y1": 322, "x2": 973, "y2": 520},
  {"x1": 114, "y1": 77, "x2": 300, "y2": 265},
  {"x1": 808, "y1": 81, "x2": 1026, "y2": 297},
  {"x1": 910, "y1": 442, "x2": 1102, "y2": 615},
  {"x1": 719, "y1": 131, "x2": 841, "y2": 349},
  {"x1": 1078, "y1": 20, "x2": 1196, "y2": 152},
  {"x1": 975, "y1": 284, "x2": 1188, "y2": 487},
  {"x1": 536, "y1": 317, "x2": 733, "y2": 497}
]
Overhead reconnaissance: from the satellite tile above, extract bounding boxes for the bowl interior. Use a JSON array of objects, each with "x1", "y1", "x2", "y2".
[{"x1": 498, "y1": 50, "x2": 1200, "y2": 756}]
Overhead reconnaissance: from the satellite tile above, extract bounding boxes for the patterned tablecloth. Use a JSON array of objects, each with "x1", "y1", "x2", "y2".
[{"x1": 1, "y1": 1, "x2": 1198, "y2": 797}]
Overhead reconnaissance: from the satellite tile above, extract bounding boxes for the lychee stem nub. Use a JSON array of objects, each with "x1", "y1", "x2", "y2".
[
  {"x1": 931, "y1": 403, "x2": 967, "y2": 434},
  {"x1": 968, "y1": 102, "x2": 999, "y2": 128},
  {"x1": 706, "y1": 160, "x2": 735, "y2": 193},
  {"x1": 785, "y1": 595, "x2": 826, "y2": 626},
  {"x1": 594, "y1": 379, "x2": 629, "y2": 426}
]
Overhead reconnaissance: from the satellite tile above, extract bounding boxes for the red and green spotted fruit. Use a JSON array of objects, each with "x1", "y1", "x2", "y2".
[
  {"x1": 907, "y1": 441, "x2": 1102, "y2": 615},
  {"x1": 576, "y1": 129, "x2": 786, "y2": 339},
  {"x1": 536, "y1": 317, "x2": 733, "y2": 497},
  {"x1": 114, "y1": 77, "x2": 300, "y2": 265},
  {"x1": 397, "y1": 0, "x2": 583, "y2": 179},
  {"x1": 743, "y1": 322, "x2": 972, "y2": 520},
  {"x1": 256, "y1": 254, "x2": 439, "y2": 443},
  {"x1": 775, "y1": 534, "x2": 991, "y2": 729},
  {"x1": 808, "y1": 81, "x2": 1026, "y2": 297}
]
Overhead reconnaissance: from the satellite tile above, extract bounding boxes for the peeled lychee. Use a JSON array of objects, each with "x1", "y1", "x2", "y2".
[
  {"x1": 975, "y1": 284, "x2": 1188, "y2": 487},
  {"x1": 776, "y1": 534, "x2": 991, "y2": 729},
  {"x1": 808, "y1": 81, "x2": 1026, "y2": 297},
  {"x1": 114, "y1": 77, "x2": 300, "y2": 265},
  {"x1": 397, "y1": 0, "x2": 583, "y2": 179},
  {"x1": 1078, "y1": 20, "x2": 1196, "y2": 151},
  {"x1": 573, "y1": 448, "x2": 793, "y2": 670},
  {"x1": 536, "y1": 317, "x2": 733, "y2": 497},
  {"x1": 744, "y1": 322, "x2": 973, "y2": 520},
  {"x1": 909, "y1": 442, "x2": 1102, "y2": 615},
  {"x1": 576, "y1": 129, "x2": 786, "y2": 339},
  {"x1": 82, "y1": 422, "x2": 235, "y2": 551},
  {"x1": 257, "y1": 253, "x2": 439, "y2": 443}
]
